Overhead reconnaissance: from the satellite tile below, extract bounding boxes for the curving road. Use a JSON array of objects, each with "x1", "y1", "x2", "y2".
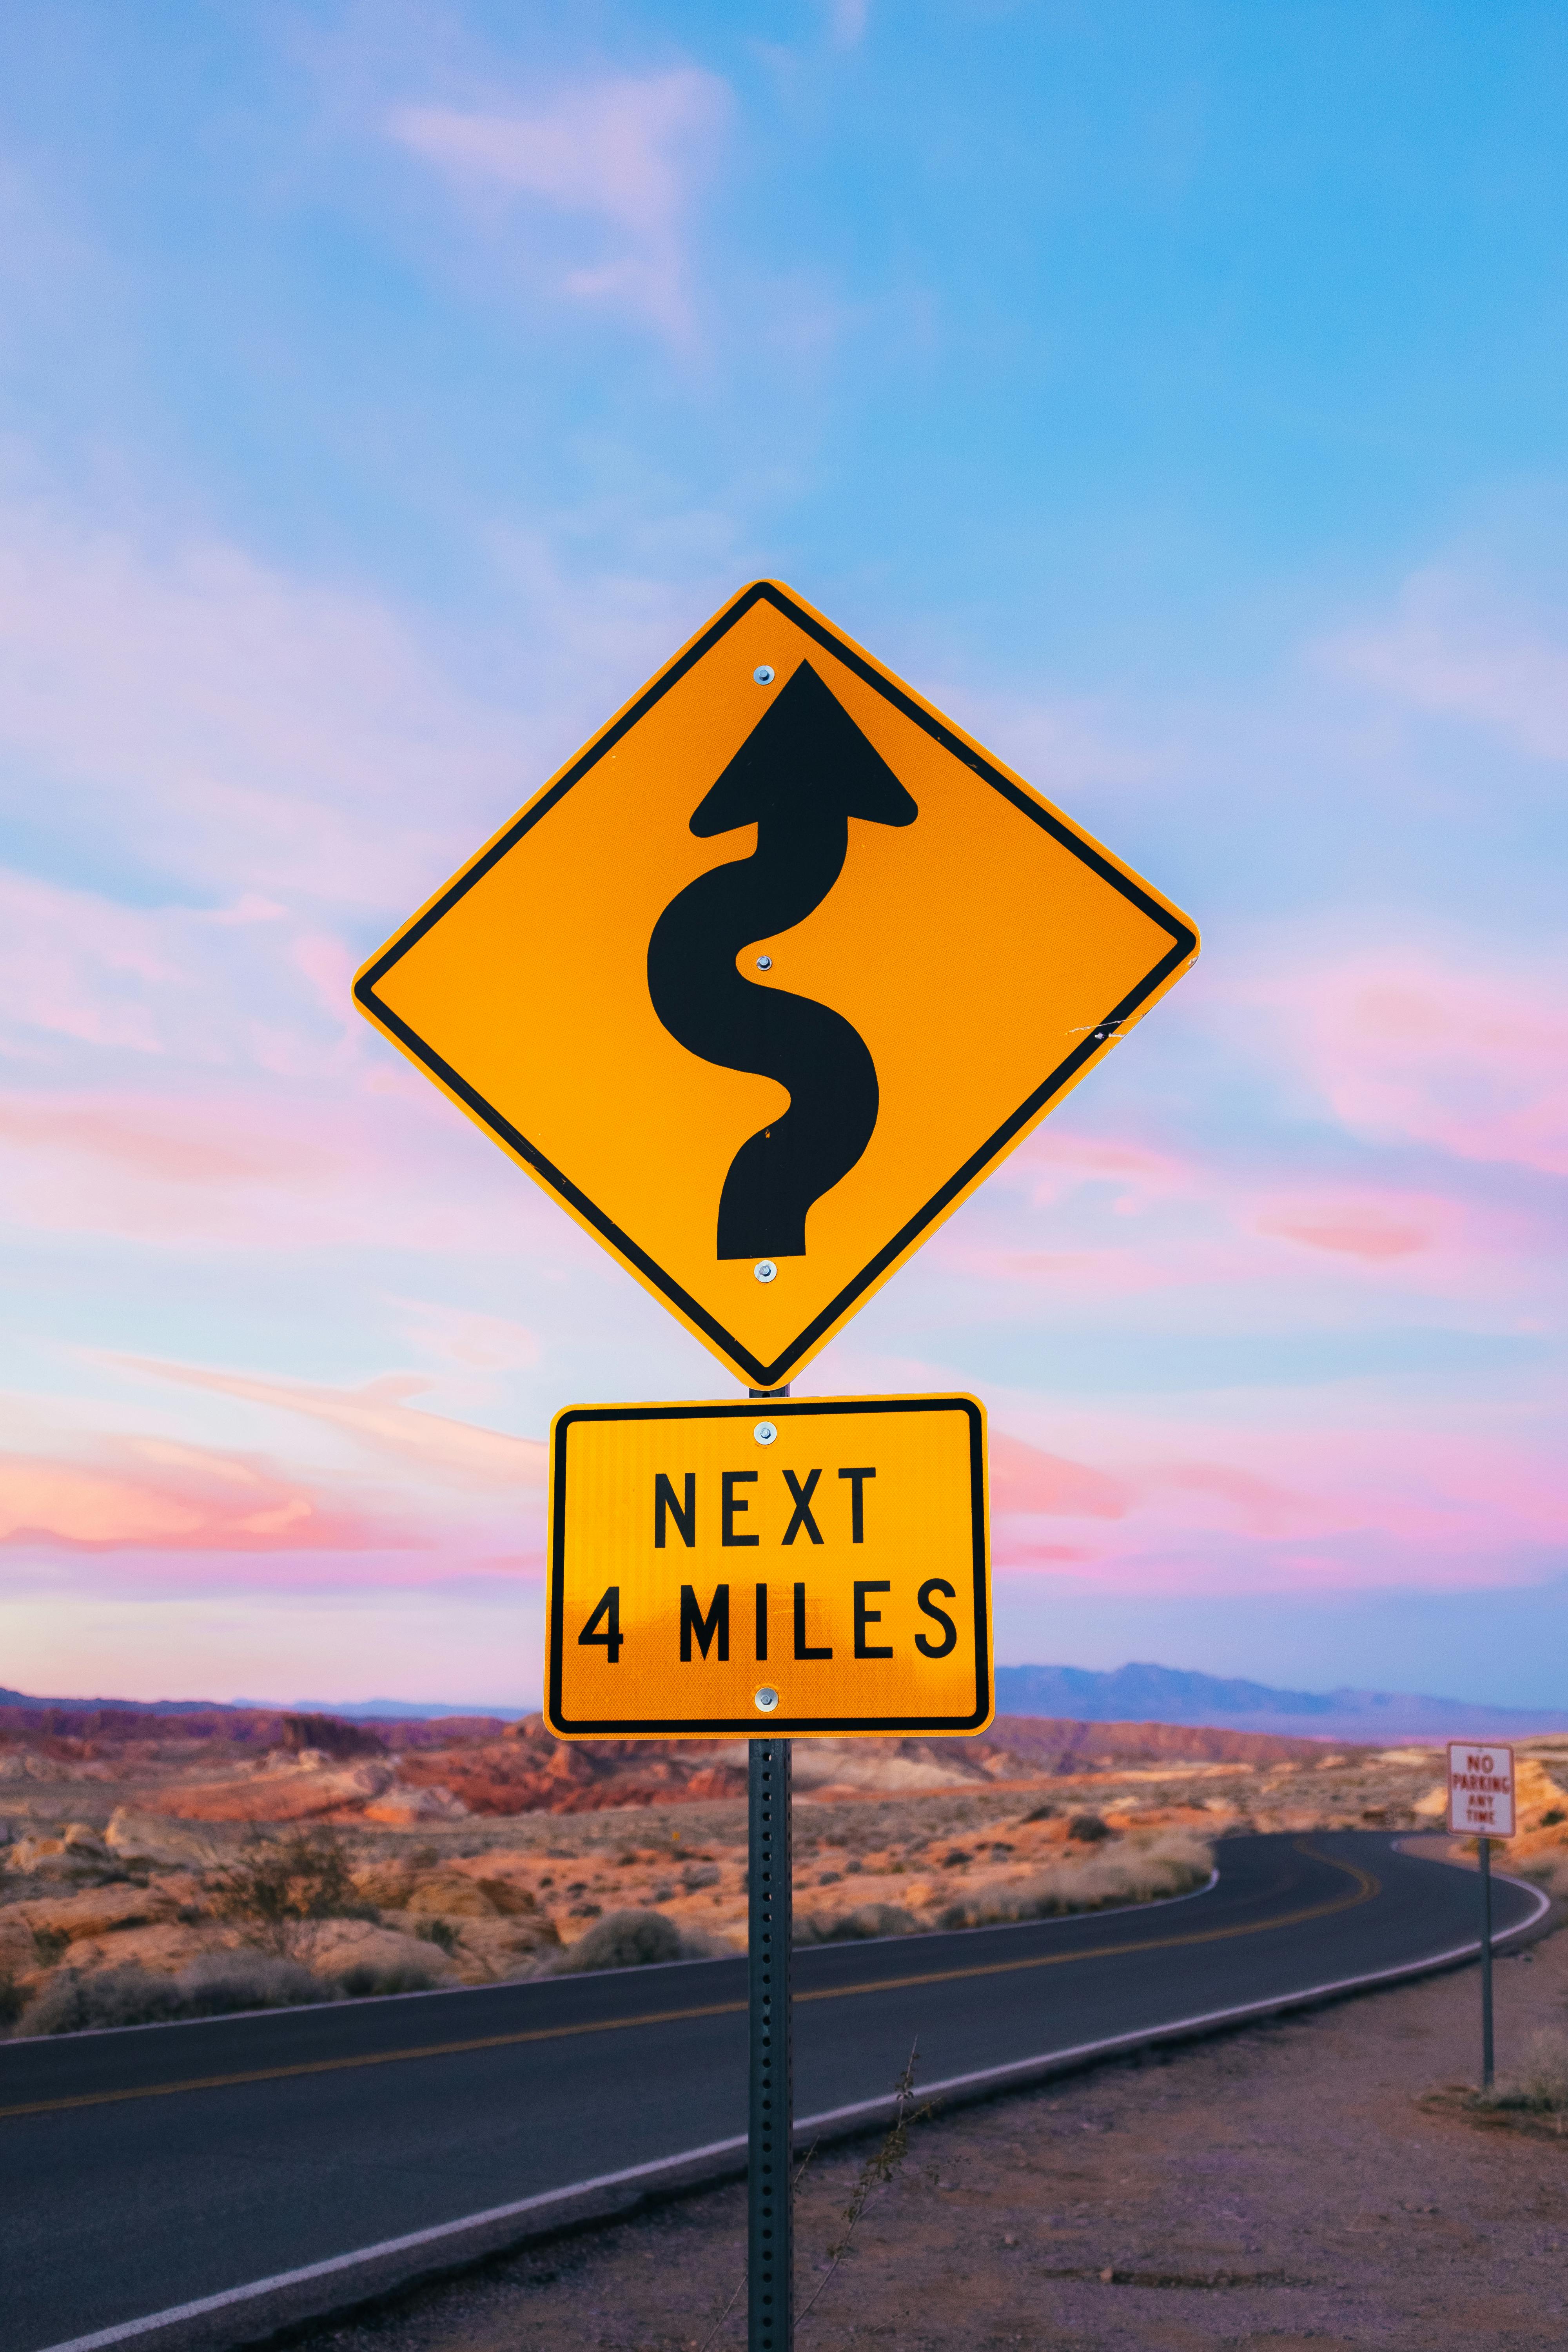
[{"x1": 0, "y1": 1832, "x2": 1544, "y2": 2352}]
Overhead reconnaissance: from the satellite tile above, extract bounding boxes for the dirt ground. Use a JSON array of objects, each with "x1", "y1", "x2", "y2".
[{"x1": 307, "y1": 1904, "x2": 1567, "y2": 2352}]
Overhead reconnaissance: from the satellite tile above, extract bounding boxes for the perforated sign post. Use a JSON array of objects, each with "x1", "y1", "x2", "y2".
[
  {"x1": 1448, "y1": 1740, "x2": 1515, "y2": 2087},
  {"x1": 354, "y1": 580, "x2": 1199, "y2": 2352}
]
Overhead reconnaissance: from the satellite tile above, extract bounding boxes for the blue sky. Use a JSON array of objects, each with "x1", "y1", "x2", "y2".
[{"x1": 1, "y1": 2, "x2": 1564, "y2": 1708}]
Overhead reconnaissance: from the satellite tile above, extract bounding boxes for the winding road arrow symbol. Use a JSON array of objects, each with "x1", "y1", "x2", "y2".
[{"x1": 647, "y1": 661, "x2": 918, "y2": 1261}]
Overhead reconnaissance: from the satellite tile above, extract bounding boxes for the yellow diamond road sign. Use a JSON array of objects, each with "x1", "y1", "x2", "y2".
[{"x1": 354, "y1": 580, "x2": 1199, "y2": 1388}]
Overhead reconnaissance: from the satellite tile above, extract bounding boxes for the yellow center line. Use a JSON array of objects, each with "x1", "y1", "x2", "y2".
[
  {"x1": 0, "y1": 2000, "x2": 749, "y2": 2122},
  {"x1": 0, "y1": 1843, "x2": 1376, "y2": 2123}
]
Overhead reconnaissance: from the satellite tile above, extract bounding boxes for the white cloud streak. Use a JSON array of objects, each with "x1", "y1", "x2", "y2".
[{"x1": 388, "y1": 70, "x2": 732, "y2": 342}]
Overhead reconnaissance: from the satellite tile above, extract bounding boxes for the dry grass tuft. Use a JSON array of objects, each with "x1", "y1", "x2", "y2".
[
  {"x1": 1476, "y1": 2025, "x2": 1568, "y2": 2116},
  {"x1": 936, "y1": 1831, "x2": 1213, "y2": 1931}
]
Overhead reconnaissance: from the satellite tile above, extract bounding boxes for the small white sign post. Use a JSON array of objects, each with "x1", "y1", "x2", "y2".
[{"x1": 1448, "y1": 1741, "x2": 1515, "y2": 2087}]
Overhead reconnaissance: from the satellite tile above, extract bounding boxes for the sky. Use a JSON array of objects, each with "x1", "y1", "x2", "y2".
[{"x1": 1, "y1": 0, "x2": 1564, "y2": 1711}]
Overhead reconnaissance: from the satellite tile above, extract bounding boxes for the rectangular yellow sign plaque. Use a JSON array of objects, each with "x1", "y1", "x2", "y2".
[{"x1": 545, "y1": 1394, "x2": 991, "y2": 1739}]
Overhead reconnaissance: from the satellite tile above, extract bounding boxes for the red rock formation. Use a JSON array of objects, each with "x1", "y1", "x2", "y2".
[{"x1": 393, "y1": 1720, "x2": 749, "y2": 1814}]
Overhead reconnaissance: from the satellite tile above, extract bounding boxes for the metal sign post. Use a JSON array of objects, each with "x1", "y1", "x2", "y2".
[
  {"x1": 354, "y1": 584, "x2": 1198, "y2": 2352},
  {"x1": 1446, "y1": 1740, "x2": 1514, "y2": 2094},
  {"x1": 748, "y1": 1735, "x2": 793, "y2": 2352},
  {"x1": 1478, "y1": 1834, "x2": 1494, "y2": 2090}
]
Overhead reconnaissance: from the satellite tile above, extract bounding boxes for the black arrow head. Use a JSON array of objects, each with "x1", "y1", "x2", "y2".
[{"x1": 691, "y1": 660, "x2": 918, "y2": 838}]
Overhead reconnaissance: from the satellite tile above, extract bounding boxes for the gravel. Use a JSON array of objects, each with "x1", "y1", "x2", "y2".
[{"x1": 300, "y1": 1897, "x2": 1566, "y2": 2350}]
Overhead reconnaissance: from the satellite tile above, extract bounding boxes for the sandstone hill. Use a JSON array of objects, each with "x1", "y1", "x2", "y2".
[
  {"x1": 5, "y1": 1706, "x2": 1566, "y2": 2038},
  {"x1": 5, "y1": 1710, "x2": 1340, "y2": 1826}
]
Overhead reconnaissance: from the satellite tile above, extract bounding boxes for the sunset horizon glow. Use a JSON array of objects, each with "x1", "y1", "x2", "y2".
[{"x1": 2, "y1": 5, "x2": 1563, "y2": 1711}]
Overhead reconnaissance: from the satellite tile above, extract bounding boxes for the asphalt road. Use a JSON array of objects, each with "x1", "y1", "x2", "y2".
[{"x1": 1, "y1": 1832, "x2": 1541, "y2": 2352}]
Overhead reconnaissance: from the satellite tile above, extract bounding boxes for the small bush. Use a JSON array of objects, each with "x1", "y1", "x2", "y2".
[
  {"x1": 1022, "y1": 1804, "x2": 1058, "y2": 1824},
  {"x1": 798, "y1": 1903, "x2": 919, "y2": 1944},
  {"x1": 1541, "y1": 1808, "x2": 1566, "y2": 1828},
  {"x1": 937, "y1": 1833, "x2": 1213, "y2": 1932},
  {"x1": 25, "y1": 1964, "x2": 189, "y2": 2035},
  {"x1": 31, "y1": 1926, "x2": 70, "y2": 1967},
  {"x1": 543, "y1": 1908, "x2": 736, "y2": 1975},
  {"x1": 336, "y1": 1958, "x2": 440, "y2": 1998},
  {"x1": 16, "y1": 1949, "x2": 336, "y2": 2037},
  {"x1": 1478, "y1": 2027, "x2": 1568, "y2": 2114},
  {"x1": 1067, "y1": 1813, "x2": 1111, "y2": 1844},
  {"x1": 549, "y1": 1909, "x2": 684, "y2": 1974},
  {"x1": 0, "y1": 1970, "x2": 25, "y2": 2028},
  {"x1": 211, "y1": 1828, "x2": 376, "y2": 1961},
  {"x1": 415, "y1": 1918, "x2": 460, "y2": 1955},
  {"x1": 176, "y1": 1952, "x2": 324, "y2": 2014}
]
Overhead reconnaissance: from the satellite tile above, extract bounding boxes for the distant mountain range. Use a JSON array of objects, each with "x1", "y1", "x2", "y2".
[
  {"x1": 0, "y1": 1688, "x2": 524, "y2": 1722},
  {"x1": 4, "y1": 1665, "x2": 1564, "y2": 1743},
  {"x1": 993, "y1": 1664, "x2": 1568, "y2": 1742},
  {"x1": 231, "y1": 1697, "x2": 529, "y2": 1720}
]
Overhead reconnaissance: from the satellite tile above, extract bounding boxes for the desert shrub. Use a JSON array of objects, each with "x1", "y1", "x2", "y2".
[
  {"x1": 1541, "y1": 1808, "x2": 1566, "y2": 1828},
  {"x1": 1021, "y1": 1804, "x2": 1058, "y2": 1824},
  {"x1": 211, "y1": 1828, "x2": 376, "y2": 1960},
  {"x1": 547, "y1": 1908, "x2": 684, "y2": 1974},
  {"x1": 545, "y1": 1900, "x2": 743, "y2": 1976},
  {"x1": 31, "y1": 1926, "x2": 70, "y2": 1967},
  {"x1": 1067, "y1": 1813, "x2": 1111, "y2": 1844},
  {"x1": 0, "y1": 1970, "x2": 25, "y2": 2028},
  {"x1": 176, "y1": 1952, "x2": 324, "y2": 2014},
  {"x1": 25, "y1": 1963, "x2": 189, "y2": 2035},
  {"x1": 797, "y1": 1903, "x2": 919, "y2": 1944},
  {"x1": 18, "y1": 1950, "x2": 331, "y2": 2037},
  {"x1": 336, "y1": 1958, "x2": 441, "y2": 1998},
  {"x1": 938, "y1": 1833, "x2": 1213, "y2": 1931},
  {"x1": 1478, "y1": 2027, "x2": 1568, "y2": 2113}
]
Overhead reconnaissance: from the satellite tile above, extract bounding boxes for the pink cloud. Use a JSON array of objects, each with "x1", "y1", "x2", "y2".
[
  {"x1": 1220, "y1": 944, "x2": 1568, "y2": 1177},
  {"x1": 0, "y1": 1096, "x2": 335, "y2": 1187},
  {"x1": 0, "y1": 495, "x2": 524, "y2": 910},
  {"x1": 989, "y1": 1434, "x2": 1131, "y2": 1519},
  {"x1": 1251, "y1": 1186, "x2": 1466, "y2": 1264},
  {"x1": 1322, "y1": 566, "x2": 1568, "y2": 759},
  {"x1": 1018, "y1": 1132, "x2": 1195, "y2": 1218},
  {"x1": 985, "y1": 1395, "x2": 1568, "y2": 1594},
  {"x1": 388, "y1": 71, "x2": 731, "y2": 341},
  {"x1": 996, "y1": 1540, "x2": 1099, "y2": 1567},
  {"x1": 1257, "y1": 1208, "x2": 1427, "y2": 1261},
  {"x1": 0, "y1": 1076, "x2": 586, "y2": 1258},
  {"x1": 118, "y1": 1359, "x2": 548, "y2": 1493},
  {"x1": 0, "y1": 1439, "x2": 417, "y2": 1554},
  {"x1": 389, "y1": 1298, "x2": 542, "y2": 1373}
]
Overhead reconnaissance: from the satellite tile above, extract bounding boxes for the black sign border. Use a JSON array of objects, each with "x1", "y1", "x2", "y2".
[
  {"x1": 356, "y1": 581, "x2": 1198, "y2": 1388},
  {"x1": 546, "y1": 1395, "x2": 990, "y2": 1738}
]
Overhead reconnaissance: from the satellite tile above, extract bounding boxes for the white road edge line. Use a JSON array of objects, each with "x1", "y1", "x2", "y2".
[
  {"x1": 28, "y1": 2140, "x2": 754, "y2": 2352},
  {"x1": 33, "y1": 1869, "x2": 1550, "y2": 2352}
]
